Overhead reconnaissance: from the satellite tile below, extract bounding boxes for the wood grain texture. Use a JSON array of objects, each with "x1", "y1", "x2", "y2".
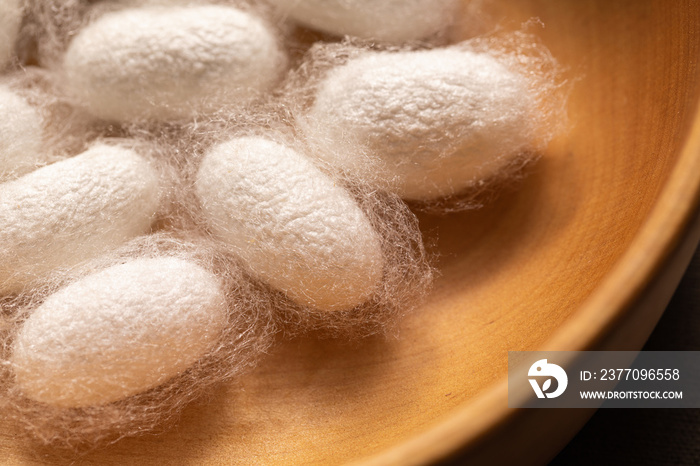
[{"x1": 3, "y1": 0, "x2": 700, "y2": 464}]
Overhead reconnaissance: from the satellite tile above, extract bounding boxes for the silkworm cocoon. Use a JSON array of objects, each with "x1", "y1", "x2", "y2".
[
  {"x1": 0, "y1": 143, "x2": 160, "y2": 293},
  {"x1": 62, "y1": 5, "x2": 288, "y2": 122},
  {"x1": 268, "y1": 0, "x2": 459, "y2": 42},
  {"x1": 11, "y1": 257, "x2": 227, "y2": 408},
  {"x1": 304, "y1": 48, "x2": 539, "y2": 201},
  {"x1": 0, "y1": 85, "x2": 46, "y2": 181},
  {"x1": 0, "y1": 0, "x2": 22, "y2": 69},
  {"x1": 196, "y1": 136, "x2": 384, "y2": 311}
]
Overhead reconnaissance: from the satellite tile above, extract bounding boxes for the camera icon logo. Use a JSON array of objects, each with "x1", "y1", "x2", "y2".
[{"x1": 528, "y1": 359, "x2": 568, "y2": 399}]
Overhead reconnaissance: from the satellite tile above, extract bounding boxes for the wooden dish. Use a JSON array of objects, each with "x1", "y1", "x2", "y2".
[{"x1": 4, "y1": 0, "x2": 700, "y2": 464}]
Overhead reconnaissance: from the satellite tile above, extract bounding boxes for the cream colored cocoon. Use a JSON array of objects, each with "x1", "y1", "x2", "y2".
[
  {"x1": 62, "y1": 5, "x2": 288, "y2": 122},
  {"x1": 304, "y1": 48, "x2": 537, "y2": 201},
  {"x1": 12, "y1": 257, "x2": 227, "y2": 408},
  {"x1": 0, "y1": 85, "x2": 46, "y2": 181},
  {"x1": 196, "y1": 137, "x2": 384, "y2": 311},
  {"x1": 267, "y1": 0, "x2": 459, "y2": 42},
  {"x1": 0, "y1": 143, "x2": 160, "y2": 294},
  {"x1": 0, "y1": 0, "x2": 22, "y2": 69}
]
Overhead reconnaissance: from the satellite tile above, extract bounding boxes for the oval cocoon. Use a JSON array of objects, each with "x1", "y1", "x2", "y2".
[
  {"x1": 0, "y1": 143, "x2": 160, "y2": 293},
  {"x1": 12, "y1": 257, "x2": 227, "y2": 408},
  {"x1": 196, "y1": 137, "x2": 384, "y2": 311},
  {"x1": 305, "y1": 48, "x2": 536, "y2": 201},
  {"x1": 0, "y1": 85, "x2": 45, "y2": 181},
  {"x1": 268, "y1": 0, "x2": 459, "y2": 42},
  {"x1": 62, "y1": 5, "x2": 288, "y2": 122},
  {"x1": 0, "y1": 0, "x2": 22, "y2": 68}
]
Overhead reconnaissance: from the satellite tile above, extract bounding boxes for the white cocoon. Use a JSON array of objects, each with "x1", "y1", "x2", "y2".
[
  {"x1": 0, "y1": 143, "x2": 160, "y2": 293},
  {"x1": 0, "y1": 0, "x2": 22, "y2": 69},
  {"x1": 268, "y1": 0, "x2": 459, "y2": 42},
  {"x1": 62, "y1": 5, "x2": 288, "y2": 122},
  {"x1": 196, "y1": 136, "x2": 384, "y2": 311},
  {"x1": 0, "y1": 85, "x2": 45, "y2": 181},
  {"x1": 305, "y1": 48, "x2": 536, "y2": 201},
  {"x1": 11, "y1": 257, "x2": 227, "y2": 408}
]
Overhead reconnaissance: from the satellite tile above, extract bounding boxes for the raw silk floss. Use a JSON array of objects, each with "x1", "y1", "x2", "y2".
[{"x1": 0, "y1": 0, "x2": 567, "y2": 452}]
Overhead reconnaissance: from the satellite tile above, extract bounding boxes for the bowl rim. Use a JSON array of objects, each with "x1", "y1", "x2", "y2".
[{"x1": 356, "y1": 95, "x2": 700, "y2": 466}]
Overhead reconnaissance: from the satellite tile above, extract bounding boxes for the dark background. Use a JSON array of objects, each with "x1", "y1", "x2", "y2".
[{"x1": 549, "y1": 245, "x2": 700, "y2": 465}]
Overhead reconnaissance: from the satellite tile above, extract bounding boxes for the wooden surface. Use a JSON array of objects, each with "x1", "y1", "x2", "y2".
[
  {"x1": 4, "y1": 0, "x2": 700, "y2": 464},
  {"x1": 551, "y1": 244, "x2": 700, "y2": 465}
]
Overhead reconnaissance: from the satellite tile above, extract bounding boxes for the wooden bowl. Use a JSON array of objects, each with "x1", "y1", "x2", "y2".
[{"x1": 4, "y1": 0, "x2": 700, "y2": 464}]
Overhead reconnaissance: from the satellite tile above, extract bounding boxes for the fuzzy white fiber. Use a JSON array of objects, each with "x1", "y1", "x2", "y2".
[
  {"x1": 196, "y1": 136, "x2": 385, "y2": 311},
  {"x1": 303, "y1": 47, "x2": 539, "y2": 201},
  {"x1": 0, "y1": 85, "x2": 45, "y2": 181},
  {"x1": 0, "y1": 0, "x2": 22, "y2": 69},
  {"x1": 11, "y1": 257, "x2": 227, "y2": 408},
  {"x1": 0, "y1": 1, "x2": 565, "y2": 448},
  {"x1": 267, "y1": 0, "x2": 460, "y2": 42},
  {"x1": 0, "y1": 143, "x2": 160, "y2": 294},
  {"x1": 62, "y1": 4, "x2": 288, "y2": 122}
]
